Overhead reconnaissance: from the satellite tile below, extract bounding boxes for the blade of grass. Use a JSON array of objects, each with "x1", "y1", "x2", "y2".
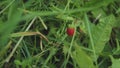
[
  {"x1": 0, "y1": 41, "x2": 12, "y2": 57},
  {"x1": 64, "y1": 0, "x2": 71, "y2": 11},
  {"x1": 5, "y1": 16, "x2": 37, "y2": 62},
  {"x1": 38, "y1": 16, "x2": 47, "y2": 30},
  {"x1": 0, "y1": 0, "x2": 15, "y2": 14},
  {"x1": 84, "y1": 13, "x2": 98, "y2": 67},
  {"x1": 10, "y1": 32, "x2": 38, "y2": 37},
  {"x1": 18, "y1": 2, "x2": 112, "y2": 18}
]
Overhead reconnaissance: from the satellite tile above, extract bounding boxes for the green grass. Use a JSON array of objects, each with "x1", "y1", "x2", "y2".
[{"x1": 0, "y1": 0, "x2": 120, "y2": 68}]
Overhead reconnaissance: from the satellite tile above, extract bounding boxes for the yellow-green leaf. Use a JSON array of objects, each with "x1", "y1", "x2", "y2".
[{"x1": 71, "y1": 43, "x2": 96, "y2": 68}]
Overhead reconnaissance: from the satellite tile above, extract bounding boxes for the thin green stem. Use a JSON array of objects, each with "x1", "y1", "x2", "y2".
[
  {"x1": 0, "y1": 0, "x2": 15, "y2": 14},
  {"x1": 38, "y1": 16, "x2": 48, "y2": 30},
  {"x1": 64, "y1": 0, "x2": 71, "y2": 11},
  {"x1": 84, "y1": 13, "x2": 98, "y2": 67},
  {"x1": 63, "y1": 26, "x2": 76, "y2": 68},
  {"x1": 18, "y1": 6, "x2": 100, "y2": 19}
]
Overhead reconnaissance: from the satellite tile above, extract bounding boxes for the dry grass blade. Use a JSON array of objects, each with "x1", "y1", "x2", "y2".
[{"x1": 5, "y1": 17, "x2": 37, "y2": 62}]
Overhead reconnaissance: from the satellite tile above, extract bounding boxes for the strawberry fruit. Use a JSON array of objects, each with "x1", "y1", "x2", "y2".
[{"x1": 66, "y1": 27, "x2": 75, "y2": 36}]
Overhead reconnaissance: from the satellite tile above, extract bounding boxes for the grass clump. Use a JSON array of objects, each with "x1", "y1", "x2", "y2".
[{"x1": 0, "y1": 0, "x2": 120, "y2": 68}]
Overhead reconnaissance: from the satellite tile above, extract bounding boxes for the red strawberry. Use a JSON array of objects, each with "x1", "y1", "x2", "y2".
[{"x1": 66, "y1": 27, "x2": 75, "y2": 36}]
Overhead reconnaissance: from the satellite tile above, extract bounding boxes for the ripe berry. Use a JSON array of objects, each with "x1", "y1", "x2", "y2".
[{"x1": 66, "y1": 27, "x2": 75, "y2": 36}]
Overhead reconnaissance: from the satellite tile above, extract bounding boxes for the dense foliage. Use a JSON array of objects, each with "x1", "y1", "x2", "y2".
[{"x1": 0, "y1": 0, "x2": 120, "y2": 68}]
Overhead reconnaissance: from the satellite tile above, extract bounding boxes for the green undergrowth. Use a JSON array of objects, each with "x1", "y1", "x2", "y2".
[{"x1": 0, "y1": 0, "x2": 120, "y2": 68}]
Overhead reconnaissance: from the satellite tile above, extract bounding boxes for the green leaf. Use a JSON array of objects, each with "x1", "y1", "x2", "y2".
[
  {"x1": 71, "y1": 43, "x2": 96, "y2": 68},
  {"x1": 84, "y1": 0, "x2": 115, "y2": 7},
  {"x1": 14, "y1": 60, "x2": 22, "y2": 65},
  {"x1": 91, "y1": 8, "x2": 106, "y2": 19},
  {"x1": 0, "y1": 1, "x2": 22, "y2": 47},
  {"x1": 110, "y1": 56, "x2": 120, "y2": 68},
  {"x1": 114, "y1": 17, "x2": 120, "y2": 27},
  {"x1": 92, "y1": 15, "x2": 115, "y2": 54}
]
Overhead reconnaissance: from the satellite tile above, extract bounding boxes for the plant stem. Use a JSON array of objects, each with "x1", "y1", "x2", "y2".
[
  {"x1": 84, "y1": 13, "x2": 98, "y2": 67},
  {"x1": 63, "y1": 27, "x2": 76, "y2": 68}
]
